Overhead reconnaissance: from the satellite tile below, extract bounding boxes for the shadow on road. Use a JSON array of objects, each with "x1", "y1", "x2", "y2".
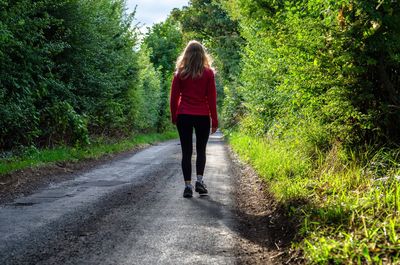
[{"x1": 188, "y1": 192, "x2": 300, "y2": 253}]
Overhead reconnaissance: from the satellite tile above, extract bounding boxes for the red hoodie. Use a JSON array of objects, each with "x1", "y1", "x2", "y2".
[{"x1": 170, "y1": 68, "x2": 218, "y2": 128}]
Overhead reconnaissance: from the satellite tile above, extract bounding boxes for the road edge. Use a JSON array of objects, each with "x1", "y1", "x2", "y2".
[{"x1": 227, "y1": 145, "x2": 304, "y2": 264}]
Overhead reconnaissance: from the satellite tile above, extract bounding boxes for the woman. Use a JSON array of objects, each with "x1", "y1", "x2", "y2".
[{"x1": 170, "y1": 40, "x2": 218, "y2": 198}]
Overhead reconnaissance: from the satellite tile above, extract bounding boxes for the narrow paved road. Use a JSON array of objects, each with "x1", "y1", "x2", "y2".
[{"x1": 0, "y1": 132, "x2": 241, "y2": 264}]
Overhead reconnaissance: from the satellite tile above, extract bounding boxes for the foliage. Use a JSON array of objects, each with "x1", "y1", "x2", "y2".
[
  {"x1": 129, "y1": 45, "x2": 162, "y2": 131},
  {"x1": 0, "y1": 0, "x2": 166, "y2": 150},
  {"x1": 144, "y1": 18, "x2": 184, "y2": 76},
  {"x1": 223, "y1": 0, "x2": 400, "y2": 147}
]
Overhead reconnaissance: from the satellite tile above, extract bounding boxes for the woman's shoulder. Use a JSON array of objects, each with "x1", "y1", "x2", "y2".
[
  {"x1": 173, "y1": 71, "x2": 182, "y2": 81},
  {"x1": 203, "y1": 67, "x2": 215, "y2": 77}
]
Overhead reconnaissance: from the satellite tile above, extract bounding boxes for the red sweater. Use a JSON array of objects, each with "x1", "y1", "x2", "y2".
[{"x1": 170, "y1": 68, "x2": 218, "y2": 128}]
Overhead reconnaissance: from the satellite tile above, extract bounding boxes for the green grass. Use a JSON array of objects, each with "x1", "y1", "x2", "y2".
[
  {"x1": 228, "y1": 131, "x2": 400, "y2": 264},
  {"x1": 0, "y1": 131, "x2": 178, "y2": 176}
]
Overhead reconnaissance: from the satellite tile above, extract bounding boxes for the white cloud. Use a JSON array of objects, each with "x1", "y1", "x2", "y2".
[{"x1": 126, "y1": 0, "x2": 188, "y2": 28}]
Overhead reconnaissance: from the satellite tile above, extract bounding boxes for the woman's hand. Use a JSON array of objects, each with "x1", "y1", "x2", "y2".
[{"x1": 211, "y1": 127, "x2": 217, "y2": 134}]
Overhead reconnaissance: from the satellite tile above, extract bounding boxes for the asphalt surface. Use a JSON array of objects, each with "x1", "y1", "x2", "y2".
[{"x1": 0, "y1": 132, "x2": 240, "y2": 265}]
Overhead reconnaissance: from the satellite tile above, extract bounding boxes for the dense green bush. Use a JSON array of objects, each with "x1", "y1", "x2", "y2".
[
  {"x1": 131, "y1": 46, "x2": 163, "y2": 131},
  {"x1": 0, "y1": 0, "x2": 166, "y2": 150},
  {"x1": 223, "y1": 0, "x2": 400, "y2": 148}
]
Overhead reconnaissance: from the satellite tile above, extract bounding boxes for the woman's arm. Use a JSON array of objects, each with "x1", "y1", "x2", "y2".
[
  {"x1": 170, "y1": 74, "x2": 181, "y2": 125},
  {"x1": 207, "y1": 71, "x2": 218, "y2": 131}
]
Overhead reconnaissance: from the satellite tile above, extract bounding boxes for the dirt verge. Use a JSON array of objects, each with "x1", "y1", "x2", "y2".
[{"x1": 228, "y1": 146, "x2": 304, "y2": 264}]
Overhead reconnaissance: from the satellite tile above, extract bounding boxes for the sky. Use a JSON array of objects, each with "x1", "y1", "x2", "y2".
[{"x1": 126, "y1": 0, "x2": 188, "y2": 31}]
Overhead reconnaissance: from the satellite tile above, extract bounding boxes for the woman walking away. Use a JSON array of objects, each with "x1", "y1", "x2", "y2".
[{"x1": 170, "y1": 40, "x2": 218, "y2": 198}]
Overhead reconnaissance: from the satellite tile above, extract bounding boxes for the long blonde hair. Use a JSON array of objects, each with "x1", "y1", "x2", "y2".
[{"x1": 176, "y1": 40, "x2": 213, "y2": 79}]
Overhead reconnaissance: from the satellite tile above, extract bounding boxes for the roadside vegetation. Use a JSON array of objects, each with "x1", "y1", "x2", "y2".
[
  {"x1": 229, "y1": 133, "x2": 400, "y2": 263},
  {"x1": 221, "y1": 0, "x2": 400, "y2": 263}
]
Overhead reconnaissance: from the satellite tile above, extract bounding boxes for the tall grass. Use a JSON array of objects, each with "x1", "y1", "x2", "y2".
[
  {"x1": 229, "y1": 131, "x2": 400, "y2": 264},
  {"x1": 0, "y1": 131, "x2": 178, "y2": 176}
]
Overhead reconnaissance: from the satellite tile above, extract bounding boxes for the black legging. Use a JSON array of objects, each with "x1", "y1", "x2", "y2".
[{"x1": 176, "y1": 114, "x2": 210, "y2": 181}]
